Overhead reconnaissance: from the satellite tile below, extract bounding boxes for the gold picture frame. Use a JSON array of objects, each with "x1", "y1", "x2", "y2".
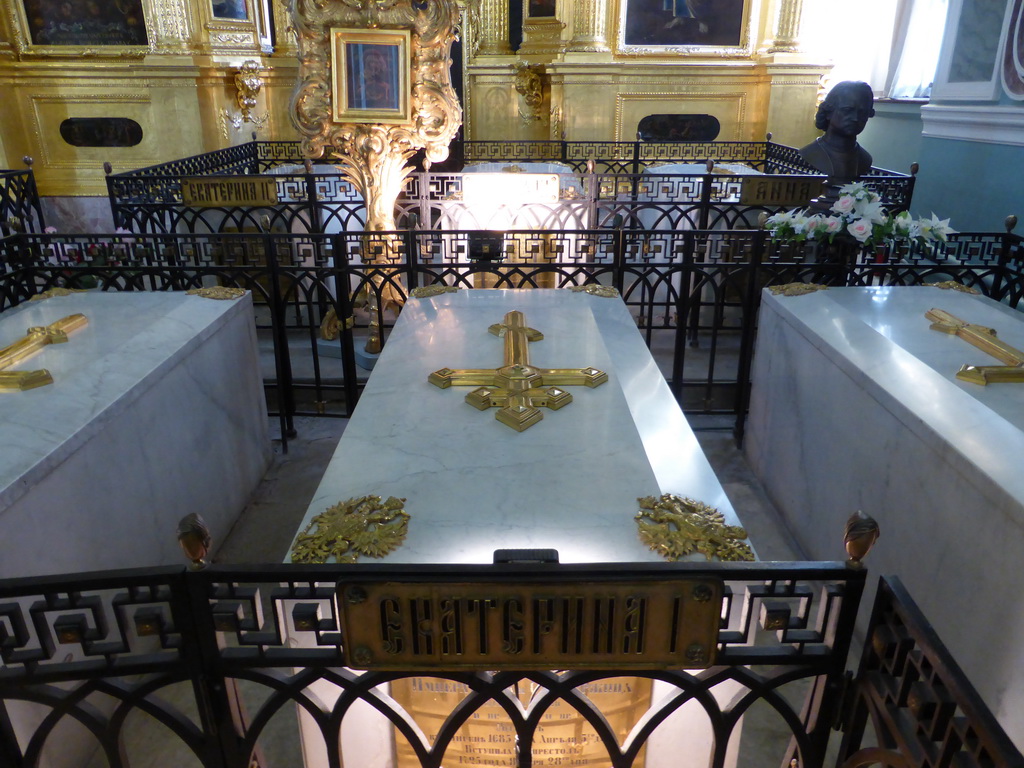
[
  {"x1": 614, "y1": 0, "x2": 756, "y2": 57},
  {"x1": 331, "y1": 27, "x2": 412, "y2": 124},
  {"x1": 7, "y1": 0, "x2": 152, "y2": 57}
]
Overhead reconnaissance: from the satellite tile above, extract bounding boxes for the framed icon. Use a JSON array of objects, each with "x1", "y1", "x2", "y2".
[{"x1": 331, "y1": 27, "x2": 412, "y2": 124}]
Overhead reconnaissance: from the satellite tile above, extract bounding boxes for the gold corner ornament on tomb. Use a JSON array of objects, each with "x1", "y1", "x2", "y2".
[
  {"x1": 428, "y1": 310, "x2": 608, "y2": 432},
  {"x1": 0, "y1": 313, "x2": 88, "y2": 392},
  {"x1": 186, "y1": 287, "x2": 247, "y2": 300},
  {"x1": 410, "y1": 285, "x2": 461, "y2": 299},
  {"x1": 636, "y1": 494, "x2": 754, "y2": 562},
  {"x1": 290, "y1": 495, "x2": 409, "y2": 564},
  {"x1": 568, "y1": 284, "x2": 620, "y2": 298},
  {"x1": 768, "y1": 283, "x2": 830, "y2": 297},
  {"x1": 29, "y1": 288, "x2": 88, "y2": 302},
  {"x1": 926, "y1": 281, "x2": 980, "y2": 294},
  {"x1": 926, "y1": 307, "x2": 1024, "y2": 385}
]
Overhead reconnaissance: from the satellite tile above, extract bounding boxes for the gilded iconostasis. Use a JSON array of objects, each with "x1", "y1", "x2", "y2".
[{"x1": 0, "y1": 0, "x2": 826, "y2": 197}]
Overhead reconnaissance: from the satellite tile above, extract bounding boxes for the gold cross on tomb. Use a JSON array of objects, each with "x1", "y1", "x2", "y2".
[
  {"x1": 0, "y1": 313, "x2": 88, "y2": 391},
  {"x1": 428, "y1": 310, "x2": 608, "y2": 431},
  {"x1": 926, "y1": 307, "x2": 1024, "y2": 384}
]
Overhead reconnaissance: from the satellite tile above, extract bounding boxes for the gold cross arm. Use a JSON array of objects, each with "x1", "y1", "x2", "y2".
[
  {"x1": 926, "y1": 307, "x2": 1024, "y2": 385},
  {"x1": 428, "y1": 310, "x2": 608, "y2": 431},
  {"x1": 0, "y1": 314, "x2": 88, "y2": 392}
]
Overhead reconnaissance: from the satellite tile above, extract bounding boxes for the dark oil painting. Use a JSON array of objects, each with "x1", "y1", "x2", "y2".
[
  {"x1": 23, "y1": 0, "x2": 148, "y2": 46},
  {"x1": 528, "y1": 0, "x2": 557, "y2": 17},
  {"x1": 624, "y1": 0, "x2": 745, "y2": 47}
]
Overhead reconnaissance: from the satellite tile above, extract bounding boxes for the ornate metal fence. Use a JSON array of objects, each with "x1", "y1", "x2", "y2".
[
  {"x1": 0, "y1": 561, "x2": 866, "y2": 768},
  {"x1": 104, "y1": 140, "x2": 916, "y2": 238},
  {"x1": 0, "y1": 166, "x2": 46, "y2": 237},
  {"x1": 0, "y1": 226, "x2": 1021, "y2": 444},
  {"x1": 837, "y1": 576, "x2": 1024, "y2": 768},
  {"x1": 1, "y1": 564, "x2": 1020, "y2": 768}
]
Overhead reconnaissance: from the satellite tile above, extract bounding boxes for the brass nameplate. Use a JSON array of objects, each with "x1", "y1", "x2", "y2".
[
  {"x1": 181, "y1": 177, "x2": 278, "y2": 207},
  {"x1": 740, "y1": 176, "x2": 822, "y2": 207},
  {"x1": 339, "y1": 579, "x2": 722, "y2": 670}
]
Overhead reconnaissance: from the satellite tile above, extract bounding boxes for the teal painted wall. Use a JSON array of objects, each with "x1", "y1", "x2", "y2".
[
  {"x1": 858, "y1": 101, "x2": 925, "y2": 176},
  {"x1": 911, "y1": 136, "x2": 1024, "y2": 232},
  {"x1": 855, "y1": 100, "x2": 1023, "y2": 233}
]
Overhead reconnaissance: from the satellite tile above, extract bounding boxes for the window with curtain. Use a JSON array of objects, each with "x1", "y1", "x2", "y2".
[{"x1": 801, "y1": 0, "x2": 948, "y2": 99}]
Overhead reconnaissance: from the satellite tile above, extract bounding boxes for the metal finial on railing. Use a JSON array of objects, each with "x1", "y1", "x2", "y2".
[
  {"x1": 758, "y1": 211, "x2": 769, "y2": 229},
  {"x1": 303, "y1": 159, "x2": 313, "y2": 174},
  {"x1": 177, "y1": 513, "x2": 211, "y2": 570},
  {"x1": 706, "y1": 159, "x2": 715, "y2": 173},
  {"x1": 844, "y1": 510, "x2": 879, "y2": 569},
  {"x1": 910, "y1": 162, "x2": 919, "y2": 176},
  {"x1": 103, "y1": 162, "x2": 113, "y2": 175},
  {"x1": 22, "y1": 156, "x2": 33, "y2": 168},
  {"x1": 1006, "y1": 215, "x2": 1018, "y2": 232},
  {"x1": 766, "y1": 132, "x2": 773, "y2": 142},
  {"x1": 260, "y1": 214, "x2": 271, "y2": 232}
]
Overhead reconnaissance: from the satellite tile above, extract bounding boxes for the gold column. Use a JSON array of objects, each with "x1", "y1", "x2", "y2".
[
  {"x1": 567, "y1": 0, "x2": 608, "y2": 52},
  {"x1": 769, "y1": 0, "x2": 803, "y2": 53},
  {"x1": 270, "y1": 0, "x2": 297, "y2": 56},
  {"x1": 150, "y1": 0, "x2": 195, "y2": 52},
  {"x1": 477, "y1": 0, "x2": 511, "y2": 54}
]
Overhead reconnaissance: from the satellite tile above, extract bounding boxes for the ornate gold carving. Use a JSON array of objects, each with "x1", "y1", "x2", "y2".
[
  {"x1": 514, "y1": 62, "x2": 544, "y2": 123},
  {"x1": 151, "y1": 0, "x2": 192, "y2": 52},
  {"x1": 320, "y1": 309, "x2": 355, "y2": 340},
  {"x1": 212, "y1": 32, "x2": 253, "y2": 45},
  {"x1": 235, "y1": 60, "x2": 264, "y2": 121},
  {"x1": 926, "y1": 307, "x2": 1024, "y2": 384},
  {"x1": 29, "y1": 287, "x2": 87, "y2": 301},
  {"x1": 475, "y1": 0, "x2": 511, "y2": 54},
  {"x1": 429, "y1": 310, "x2": 608, "y2": 431},
  {"x1": 568, "y1": 284, "x2": 620, "y2": 298},
  {"x1": 291, "y1": 0, "x2": 463, "y2": 352},
  {"x1": 290, "y1": 495, "x2": 409, "y2": 563},
  {"x1": 769, "y1": 0, "x2": 804, "y2": 53},
  {"x1": 410, "y1": 285, "x2": 460, "y2": 298},
  {"x1": 927, "y1": 281, "x2": 980, "y2": 294},
  {"x1": 768, "y1": 283, "x2": 829, "y2": 296},
  {"x1": 636, "y1": 494, "x2": 754, "y2": 562},
  {"x1": 186, "y1": 286, "x2": 246, "y2": 300},
  {"x1": 568, "y1": 0, "x2": 608, "y2": 51},
  {"x1": 220, "y1": 109, "x2": 270, "y2": 139},
  {"x1": 0, "y1": 313, "x2": 88, "y2": 392}
]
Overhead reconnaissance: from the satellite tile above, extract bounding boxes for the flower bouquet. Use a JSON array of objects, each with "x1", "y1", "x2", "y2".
[{"x1": 765, "y1": 182, "x2": 954, "y2": 250}]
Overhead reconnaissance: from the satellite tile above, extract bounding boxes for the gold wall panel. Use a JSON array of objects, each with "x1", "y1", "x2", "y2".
[
  {"x1": 0, "y1": 62, "x2": 205, "y2": 196},
  {"x1": 612, "y1": 91, "x2": 750, "y2": 142},
  {"x1": 462, "y1": 0, "x2": 831, "y2": 149}
]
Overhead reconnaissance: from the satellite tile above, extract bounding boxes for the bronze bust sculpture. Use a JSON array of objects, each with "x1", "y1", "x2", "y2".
[{"x1": 799, "y1": 81, "x2": 876, "y2": 186}]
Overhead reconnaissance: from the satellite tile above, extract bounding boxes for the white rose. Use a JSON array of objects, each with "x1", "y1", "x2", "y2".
[
  {"x1": 847, "y1": 218, "x2": 874, "y2": 243},
  {"x1": 831, "y1": 196, "x2": 856, "y2": 215}
]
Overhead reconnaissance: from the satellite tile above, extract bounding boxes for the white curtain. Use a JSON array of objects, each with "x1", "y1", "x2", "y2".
[
  {"x1": 801, "y1": 0, "x2": 947, "y2": 99},
  {"x1": 801, "y1": 0, "x2": 900, "y2": 91},
  {"x1": 886, "y1": 0, "x2": 950, "y2": 98}
]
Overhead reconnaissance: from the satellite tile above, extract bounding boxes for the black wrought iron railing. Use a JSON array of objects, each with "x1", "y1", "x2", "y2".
[
  {"x1": 0, "y1": 227, "x2": 1021, "y2": 445},
  {"x1": 0, "y1": 166, "x2": 46, "y2": 237},
  {"x1": 1, "y1": 562, "x2": 1020, "y2": 768},
  {"x1": 104, "y1": 140, "x2": 916, "y2": 238}
]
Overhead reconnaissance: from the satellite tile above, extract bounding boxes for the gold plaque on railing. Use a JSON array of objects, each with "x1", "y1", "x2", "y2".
[
  {"x1": 339, "y1": 579, "x2": 722, "y2": 670},
  {"x1": 181, "y1": 177, "x2": 278, "y2": 207},
  {"x1": 739, "y1": 176, "x2": 822, "y2": 207}
]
